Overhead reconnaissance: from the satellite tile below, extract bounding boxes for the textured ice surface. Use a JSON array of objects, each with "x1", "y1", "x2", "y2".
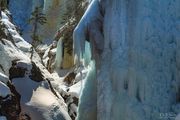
[{"x1": 74, "y1": 0, "x2": 180, "y2": 120}]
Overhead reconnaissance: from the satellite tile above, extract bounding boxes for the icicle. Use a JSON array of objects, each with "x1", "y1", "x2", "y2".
[
  {"x1": 73, "y1": 26, "x2": 85, "y2": 66},
  {"x1": 83, "y1": 42, "x2": 92, "y2": 67},
  {"x1": 55, "y1": 38, "x2": 63, "y2": 69},
  {"x1": 73, "y1": 0, "x2": 102, "y2": 66}
]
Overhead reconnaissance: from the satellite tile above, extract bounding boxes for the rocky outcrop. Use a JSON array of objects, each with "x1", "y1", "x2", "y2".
[
  {"x1": 0, "y1": 94, "x2": 20, "y2": 120},
  {"x1": 63, "y1": 72, "x2": 76, "y2": 85},
  {"x1": 9, "y1": 60, "x2": 26, "y2": 80},
  {"x1": 29, "y1": 62, "x2": 44, "y2": 82},
  {"x1": 0, "y1": 73, "x2": 21, "y2": 120}
]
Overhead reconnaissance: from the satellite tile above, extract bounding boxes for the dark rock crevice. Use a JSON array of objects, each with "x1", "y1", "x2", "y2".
[
  {"x1": 0, "y1": 81, "x2": 21, "y2": 120},
  {"x1": 29, "y1": 62, "x2": 44, "y2": 82}
]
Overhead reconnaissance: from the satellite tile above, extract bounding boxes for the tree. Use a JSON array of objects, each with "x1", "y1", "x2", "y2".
[
  {"x1": 29, "y1": 6, "x2": 47, "y2": 48},
  {"x1": 28, "y1": 6, "x2": 47, "y2": 60},
  {"x1": 0, "y1": 0, "x2": 8, "y2": 18},
  {"x1": 56, "y1": 0, "x2": 87, "y2": 55},
  {"x1": 0, "y1": 0, "x2": 8, "y2": 11}
]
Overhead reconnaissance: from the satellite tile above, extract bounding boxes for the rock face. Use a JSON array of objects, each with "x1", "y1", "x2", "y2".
[
  {"x1": 74, "y1": 0, "x2": 180, "y2": 120},
  {"x1": 0, "y1": 73, "x2": 21, "y2": 120},
  {"x1": 9, "y1": 60, "x2": 27, "y2": 80},
  {"x1": 63, "y1": 72, "x2": 77, "y2": 85},
  {"x1": 29, "y1": 62, "x2": 44, "y2": 82},
  {"x1": 0, "y1": 91, "x2": 21, "y2": 120}
]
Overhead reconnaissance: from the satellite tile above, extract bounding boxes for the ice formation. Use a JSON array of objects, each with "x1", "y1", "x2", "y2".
[
  {"x1": 73, "y1": 0, "x2": 103, "y2": 67},
  {"x1": 8, "y1": 0, "x2": 44, "y2": 30},
  {"x1": 76, "y1": 61, "x2": 96, "y2": 120},
  {"x1": 74, "y1": 0, "x2": 180, "y2": 120},
  {"x1": 55, "y1": 38, "x2": 63, "y2": 69}
]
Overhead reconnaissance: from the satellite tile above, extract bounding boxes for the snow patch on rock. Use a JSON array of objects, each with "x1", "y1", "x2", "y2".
[{"x1": 0, "y1": 81, "x2": 11, "y2": 98}]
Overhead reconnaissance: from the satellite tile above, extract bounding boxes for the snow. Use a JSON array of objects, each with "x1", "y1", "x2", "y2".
[
  {"x1": 26, "y1": 87, "x2": 71, "y2": 120},
  {"x1": 0, "y1": 11, "x2": 32, "y2": 66},
  {"x1": 16, "y1": 60, "x2": 32, "y2": 71},
  {"x1": 50, "y1": 48, "x2": 57, "y2": 55},
  {"x1": 43, "y1": 46, "x2": 51, "y2": 67},
  {"x1": 27, "y1": 87, "x2": 59, "y2": 107},
  {"x1": 0, "y1": 39, "x2": 29, "y2": 75},
  {"x1": 0, "y1": 9, "x2": 73, "y2": 120},
  {"x1": 12, "y1": 77, "x2": 71, "y2": 120},
  {"x1": 0, "y1": 116, "x2": 7, "y2": 120},
  {"x1": 1, "y1": 12, "x2": 9, "y2": 20},
  {"x1": 1, "y1": 11, "x2": 32, "y2": 51},
  {"x1": 12, "y1": 77, "x2": 43, "y2": 103},
  {"x1": 0, "y1": 72, "x2": 9, "y2": 84},
  {"x1": 69, "y1": 103, "x2": 77, "y2": 115},
  {"x1": 176, "y1": 114, "x2": 180, "y2": 120},
  {"x1": 68, "y1": 80, "x2": 85, "y2": 98},
  {"x1": 0, "y1": 81, "x2": 11, "y2": 98}
]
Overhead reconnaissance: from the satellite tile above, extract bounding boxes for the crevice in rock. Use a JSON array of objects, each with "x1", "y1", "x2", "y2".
[
  {"x1": 9, "y1": 60, "x2": 26, "y2": 80},
  {"x1": 0, "y1": 81, "x2": 21, "y2": 120},
  {"x1": 29, "y1": 62, "x2": 44, "y2": 82},
  {"x1": 47, "y1": 80, "x2": 60, "y2": 99}
]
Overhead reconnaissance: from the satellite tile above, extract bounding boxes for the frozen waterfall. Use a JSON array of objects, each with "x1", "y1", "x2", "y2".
[
  {"x1": 55, "y1": 38, "x2": 63, "y2": 69},
  {"x1": 74, "y1": 0, "x2": 180, "y2": 120}
]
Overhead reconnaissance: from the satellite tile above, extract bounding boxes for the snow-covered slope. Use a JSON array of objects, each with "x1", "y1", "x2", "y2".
[
  {"x1": 0, "y1": 10, "x2": 72, "y2": 120},
  {"x1": 74, "y1": 0, "x2": 180, "y2": 120}
]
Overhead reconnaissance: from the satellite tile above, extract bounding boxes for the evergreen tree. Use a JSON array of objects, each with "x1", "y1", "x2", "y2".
[
  {"x1": 0, "y1": 0, "x2": 8, "y2": 11},
  {"x1": 28, "y1": 6, "x2": 47, "y2": 60},
  {"x1": 57, "y1": 0, "x2": 87, "y2": 55},
  {"x1": 0, "y1": 0, "x2": 8, "y2": 18},
  {"x1": 29, "y1": 6, "x2": 47, "y2": 48}
]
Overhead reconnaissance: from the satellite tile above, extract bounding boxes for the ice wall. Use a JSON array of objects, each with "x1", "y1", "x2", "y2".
[
  {"x1": 74, "y1": 0, "x2": 180, "y2": 120},
  {"x1": 8, "y1": 0, "x2": 74, "y2": 43},
  {"x1": 8, "y1": 0, "x2": 44, "y2": 31},
  {"x1": 9, "y1": 0, "x2": 33, "y2": 31}
]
